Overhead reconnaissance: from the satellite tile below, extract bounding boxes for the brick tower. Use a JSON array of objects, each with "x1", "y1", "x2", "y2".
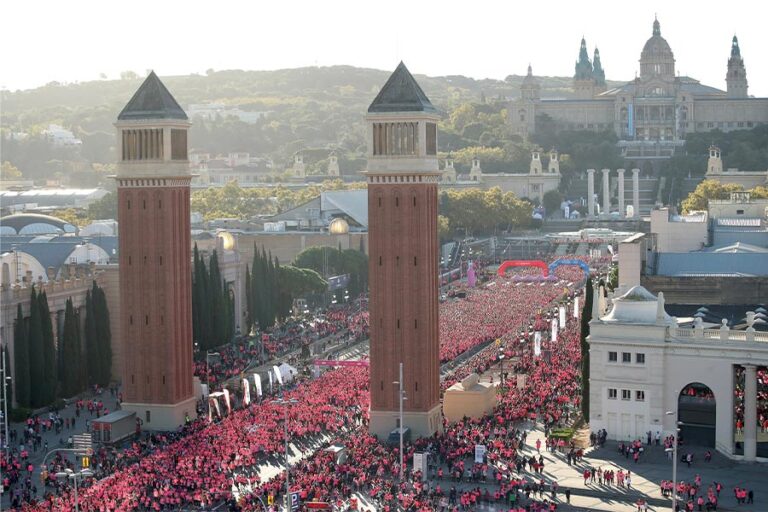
[
  {"x1": 115, "y1": 72, "x2": 197, "y2": 430},
  {"x1": 366, "y1": 63, "x2": 442, "y2": 439}
]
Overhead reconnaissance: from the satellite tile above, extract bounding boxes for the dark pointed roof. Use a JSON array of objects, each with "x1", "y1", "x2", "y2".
[
  {"x1": 368, "y1": 62, "x2": 437, "y2": 114},
  {"x1": 117, "y1": 71, "x2": 188, "y2": 121},
  {"x1": 731, "y1": 35, "x2": 741, "y2": 58}
]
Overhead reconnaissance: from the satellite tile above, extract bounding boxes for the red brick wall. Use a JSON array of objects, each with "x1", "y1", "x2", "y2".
[
  {"x1": 368, "y1": 181, "x2": 440, "y2": 413},
  {"x1": 118, "y1": 183, "x2": 193, "y2": 404}
]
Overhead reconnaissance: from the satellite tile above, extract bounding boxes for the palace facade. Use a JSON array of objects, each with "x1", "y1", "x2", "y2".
[{"x1": 510, "y1": 18, "x2": 768, "y2": 172}]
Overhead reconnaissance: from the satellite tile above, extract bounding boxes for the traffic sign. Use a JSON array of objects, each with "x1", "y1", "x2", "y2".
[
  {"x1": 81, "y1": 456, "x2": 90, "y2": 469},
  {"x1": 290, "y1": 492, "x2": 300, "y2": 511}
]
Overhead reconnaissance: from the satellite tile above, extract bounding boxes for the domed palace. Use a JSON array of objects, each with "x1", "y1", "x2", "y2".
[{"x1": 510, "y1": 17, "x2": 768, "y2": 173}]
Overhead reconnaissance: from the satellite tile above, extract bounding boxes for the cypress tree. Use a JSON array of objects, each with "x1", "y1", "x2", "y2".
[
  {"x1": 74, "y1": 306, "x2": 85, "y2": 392},
  {"x1": 60, "y1": 298, "x2": 82, "y2": 397},
  {"x1": 580, "y1": 279, "x2": 594, "y2": 422},
  {"x1": 94, "y1": 283, "x2": 112, "y2": 386},
  {"x1": 192, "y1": 245, "x2": 202, "y2": 350},
  {"x1": 84, "y1": 289, "x2": 99, "y2": 386},
  {"x1": 209, "y1": 250, "x2": 224, "y2": 346},
  {"x1": 38, "y1": 290, "x2": 57, "y2": 404},
  {"x1": 244, "y1": 264, "x2": 252, "y2": 334},
  {"x1": 27, "y1": 286, "x2": 45, "y2": 407},
  {"x1": 13, "y1": 303, "x2": 30, "y2": 407},
  {"x1": 197, "y1": 257, "x2": 212, "y2": 349}
]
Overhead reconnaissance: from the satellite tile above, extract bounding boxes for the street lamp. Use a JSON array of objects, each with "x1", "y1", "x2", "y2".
[
  {"x1": 392, "y1": 362, "x2": 408, "y2": 483},
  {"x1": 1, "y1": 347, "x2": 10, "y2": 462},
  {"x1": 272, "y1": 398, "x2": 298, "y2": 509},
  {"x1": 665, "y1": 411, "x2": 681, "y2": 512},
  {"x1": 498, "y1": 353, "x2": 505, "y2": 390},
  {"x1": 55, "y1": 468, "x2": 93, "y2": 512}
]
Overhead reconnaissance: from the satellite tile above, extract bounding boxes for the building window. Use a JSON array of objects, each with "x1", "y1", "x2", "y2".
[
  {"x1": 635, "y1": 390, "x2": 645, "y2": 401},
  {"x1": 608, "y1": 388, "x2": 617, "y2": 400},
  {"x1": 622, "y1": 352, "x2": 632, "y2": 363},
  {"x1": 621, "y1": 389, "x2": 631, "y2": 401},
  {"x1": 608, "y1": 351, "x2": 618, "y2": 362},
  {"x1": 171, "y1": 129, "x2": 188, "y2": 160},
  {"x1": 636, "y1": 353, "x2": 646, "y2": 364},
  {"x1": 146, "y1": 410, "x2": 151, "y2": 423}
]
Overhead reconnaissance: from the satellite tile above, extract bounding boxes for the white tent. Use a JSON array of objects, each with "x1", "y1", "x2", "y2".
[{"x1": 278, "y1": 363, "x2": 298, "y2": 384}]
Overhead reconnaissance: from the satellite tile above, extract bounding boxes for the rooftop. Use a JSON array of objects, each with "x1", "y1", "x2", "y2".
[
  {"x1": 117, "y1": 71, "x2": 188, "y2": 121},
  {"x1": 368, "y1": 62, "x2": 437, "y2": 114}
]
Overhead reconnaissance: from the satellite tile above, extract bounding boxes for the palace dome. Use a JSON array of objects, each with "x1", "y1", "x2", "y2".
[{"x1": 639, "y1": 18, "x2": 675, "y2": 80}]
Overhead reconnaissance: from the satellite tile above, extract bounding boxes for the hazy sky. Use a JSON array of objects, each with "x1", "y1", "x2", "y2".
[{"x1": 4, "y1": 0, "x2": 768, "y2": 96}]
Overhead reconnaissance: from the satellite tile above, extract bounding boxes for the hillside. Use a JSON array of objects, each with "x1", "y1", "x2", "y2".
[{"x1": 0, "y1": 66, "x2": 627, "y2": 185}]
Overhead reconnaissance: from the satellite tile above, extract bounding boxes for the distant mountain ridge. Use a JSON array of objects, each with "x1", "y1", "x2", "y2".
[{"x1": 1, "y1": 65, "x2": 627, "y2": 117}]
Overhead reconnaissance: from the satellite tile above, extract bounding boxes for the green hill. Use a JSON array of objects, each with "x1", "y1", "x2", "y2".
[{"x1": 0, "y1": 66, "x2": 625, "y2": 185}]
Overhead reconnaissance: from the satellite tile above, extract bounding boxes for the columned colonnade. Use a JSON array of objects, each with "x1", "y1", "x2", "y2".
[{"x1": 586, "y1": 168, "x2": 641, "y2": 218}]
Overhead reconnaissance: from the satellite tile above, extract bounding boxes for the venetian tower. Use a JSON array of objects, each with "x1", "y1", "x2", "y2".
[
  {"x1": 366, "y1": 63, "x2": 442, "y2": 439},
  {"x1": 115, "y1": 72, "x2": 197, "y2": 430}
]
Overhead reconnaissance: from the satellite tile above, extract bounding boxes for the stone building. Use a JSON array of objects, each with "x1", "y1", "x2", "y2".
[
  {"x1": 440, "y1": 149, "x2": 561, "y2": 204},
  {"x1": 510, "y1": 18, "x2": 768, "y2": 172},
  {"x1": 588, "y1": 284, "x2": 768, "y2": 460}
]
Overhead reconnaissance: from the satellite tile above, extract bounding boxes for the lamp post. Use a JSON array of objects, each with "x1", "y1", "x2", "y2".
[
  {"x1": 498, "y1": 353, "x2": 505, "y2": 390},
  {"x1": 665, "y1": 411, "x2": 680, "y2": 512},
  {"x1": 393, "y1": 362, "x2": 407, "y2": 483},
  {"x1": 272, "y1": 398, "x2": 298, "y2": 510},
  {"x1": 1, "y1": 346, "x2": 10, "y2": 462},
  {"x1": 55, "y1": 468, "x2": 93, "y2": 512}
]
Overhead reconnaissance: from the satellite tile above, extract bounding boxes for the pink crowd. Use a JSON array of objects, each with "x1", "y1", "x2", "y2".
[{"x1": 15, "y1": 262, "x2": 593, "y2": 512}]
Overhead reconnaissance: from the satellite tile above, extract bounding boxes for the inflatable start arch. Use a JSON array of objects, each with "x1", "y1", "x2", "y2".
[
  {"x1": 497, "y1": 260, "x2": 549, "y2": 277},
  {"x1": 548, "y1": 258, "x2": 591, "y2": 279}
]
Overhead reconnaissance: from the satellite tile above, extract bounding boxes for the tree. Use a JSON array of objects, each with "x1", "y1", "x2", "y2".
[
  {"x1": 84, "y1": 289, "x2": 99, "y2": 387},
  {"x1": 681, "y1": 180, "x2": 743, "y2": 213},
  {"x1": 13, "y1": 304, "x2": 30, "y2": 407},
  {"x1": 580, "y1": 279, "x2": 594, "y2": 422},
  {"x1": 27, "y1": 287, "x2": 45, "y2": 407},
  {"x1": 60, "y1": 298, "x2": 85, "y2": 397},
  {"x1": 244, "y1": 264, "x2": 253, "y2": 334},
  {"x1": 93, "y1": 282, "x2": 113, "y2": 386},
  {"x1": 87, "y1": 192, "x2": 117, "y2": 220},
  {"x1": 1, "y1": 161, "x2": 22, "y2": 180},
  {"x1": 542, "y1": 190, "x2": 564, "y2": 218},
  {"x1": 38, "y1": 290, "x2": 57, "y2": 404}
]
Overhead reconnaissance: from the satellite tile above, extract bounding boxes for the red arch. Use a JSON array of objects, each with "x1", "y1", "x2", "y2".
[{"x1": 497, "y1": 260, "x2": 549, "y2": 277}]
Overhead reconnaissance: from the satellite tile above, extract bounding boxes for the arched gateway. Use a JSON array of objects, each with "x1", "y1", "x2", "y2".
[{"x1": 678, "y1": 382, "x2": 716, "y2": 447}]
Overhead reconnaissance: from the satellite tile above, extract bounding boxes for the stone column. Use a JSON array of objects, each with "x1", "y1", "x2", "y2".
[
  {"x1": 744, "y1": 364, "x2": 758, "y2": 461},
  {"x1": 587, "y1": 169, "x2": 595, "y2": 218},
  {"x1": 601, "y1": 169, "x2": 611, "y2": 217},
  {"x1": 632, "y1": 168, "x2": 640, "y2": 218},
  {"x1": 617, "y1": 169, "x2": 626, "y2": 218}
]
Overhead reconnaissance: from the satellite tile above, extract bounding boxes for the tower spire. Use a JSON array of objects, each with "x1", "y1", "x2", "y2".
[
  {"x1": 653, "y1": 16, "x2": 661, "y2": 37},
  {"x1": 726, "y1": 34, "x2": 748, "y2": 98}
]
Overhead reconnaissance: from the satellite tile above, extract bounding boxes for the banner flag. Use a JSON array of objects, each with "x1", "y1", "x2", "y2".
[
  {"x1": 253, "y1": 373, "x2": 263, "y2": 397},
  {"x1": 559, "y1": 306, "x2": 566, "y2": 327},
  {"x1": 242, "y1": 379, "x2": 251, "y2": 405},
  {"x1": 223, "y1": 389, "x2": 232, "y2": 414},
  {"x1": 574, "y1": 296, "x2": 580, "y2": 318},
  {"x1": 273, "y1": 365, "x2": 284, "y2": 386},
  {"x1": 534, "y1": 331, "x2": 542, "y2": 357},
  {"x1": 551, "y1": 318, "x2": 558, "y2": 343}
]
